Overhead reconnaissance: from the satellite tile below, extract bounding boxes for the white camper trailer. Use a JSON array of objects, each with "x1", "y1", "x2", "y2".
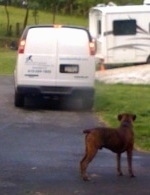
[{"x1": 89, "y1": 4, "x2": 150, "y2": 65}]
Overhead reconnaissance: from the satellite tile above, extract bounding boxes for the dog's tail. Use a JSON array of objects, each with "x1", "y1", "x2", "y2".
[{"x1": 83, "y1": 129, "x2": 92, "y2": 134}]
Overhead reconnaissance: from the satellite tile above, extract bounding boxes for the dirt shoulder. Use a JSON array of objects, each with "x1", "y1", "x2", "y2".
[{"x1": 96, "y1": 64, "x2": 150, "y2": 84}]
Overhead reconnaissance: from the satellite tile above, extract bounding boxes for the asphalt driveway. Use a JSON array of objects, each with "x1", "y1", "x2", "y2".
[{"x1": 0, "y1": 76, "x2": 149, "y2": 195}]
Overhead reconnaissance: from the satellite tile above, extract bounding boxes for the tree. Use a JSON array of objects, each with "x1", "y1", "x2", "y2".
[
  {"x1": 23, "y1": 6, "x2": 29, "y2": 29},
  {"x1": 30, "y1": 1, "x2": 39, "y2": 24},
  {"x1": 12, "y1": 0, "x2": 143, "y2": 16},
  {"x1": 3, "y1": 0, "x2": 10, "y2": 35}
]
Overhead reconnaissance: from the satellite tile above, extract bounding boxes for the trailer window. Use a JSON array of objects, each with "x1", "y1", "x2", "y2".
[
  {"x1": 113, "y1": 19, "x2": 136, "y2": 36},
  {"x1": 98, "y1": 20, "x2": 101, "y2": 35}
]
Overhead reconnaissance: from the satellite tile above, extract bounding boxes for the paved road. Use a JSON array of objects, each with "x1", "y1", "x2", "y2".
[{"x1": 0, "y1": 76, "x2": 150, "y2": 195}]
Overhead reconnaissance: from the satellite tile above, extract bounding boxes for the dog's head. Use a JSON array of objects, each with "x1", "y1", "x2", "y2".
[{"x1": 118, "y1": 113, "x2": 136, "y2": 123}]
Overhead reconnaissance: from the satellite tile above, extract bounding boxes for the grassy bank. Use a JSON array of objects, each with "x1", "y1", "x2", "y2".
[
  {"x1": 0, "y1": 49, "x2": 16, "y2": 74},
  {"x1": 94, "y1": 82, "x2": 150, "y2": 152},
  {"x1": 0, "y1": 6, "x2": 87, "y2": 37}
]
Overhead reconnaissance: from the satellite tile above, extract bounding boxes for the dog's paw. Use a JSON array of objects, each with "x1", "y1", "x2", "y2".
[
  {"x1": 82, "y1": 176, "x2": 90, "y2": 181},
  {"x1": 130, "y1": 174, "x2": 136, "y2": 178},
  {"x1": 118, "y1": 172, "x2": 123, "y2": 176}
]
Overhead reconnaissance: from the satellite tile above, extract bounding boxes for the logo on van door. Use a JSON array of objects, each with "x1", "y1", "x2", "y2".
[
  {"x1": 26, "y1": 55, "x2": 33, "y2": 63},
  {"x1": 25, "y1": 56, "x2": 48, "y2": 66},
  {"x1": 24, "y1": 55, "x2": 51, "y2": 75}
]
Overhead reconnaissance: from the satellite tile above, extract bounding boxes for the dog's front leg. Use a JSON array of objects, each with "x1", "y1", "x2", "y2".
[
  {"x1": 127, "y1": 149, "x2": 135, "y2": 177},
  {"x1": 117, "y1": 153, "x2": 123, "y2": 176}
]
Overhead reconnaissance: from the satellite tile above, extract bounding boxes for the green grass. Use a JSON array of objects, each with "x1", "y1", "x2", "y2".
[
  {"x1": 0, "y1": 49, "x2": 16, "y2": 75},
  {"x1": 94, "y1": 82, "x2": 150, "y2": 152}
]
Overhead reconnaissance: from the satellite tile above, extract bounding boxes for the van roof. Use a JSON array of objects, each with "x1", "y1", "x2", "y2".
[
  {"x1": 21, "y1": 24, "x2": 92, "y2": 41},
  {"x1": 90, "y1": 4, "x2": 150, "y2": 14}
]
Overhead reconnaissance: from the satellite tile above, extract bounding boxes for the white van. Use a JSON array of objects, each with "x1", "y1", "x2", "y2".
[{"x1": 14, "y1": 25, "x2": 96, "y2": 109}]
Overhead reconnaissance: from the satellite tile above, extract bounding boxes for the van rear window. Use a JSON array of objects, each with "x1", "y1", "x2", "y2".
[{"x1": 113, "y1": 19, "x2": 136, "y2": 36}]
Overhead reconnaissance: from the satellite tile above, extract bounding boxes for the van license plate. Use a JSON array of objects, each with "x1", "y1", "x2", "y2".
[{"x1": 60, "y1": 64, "x2": 79, "y2": 73}]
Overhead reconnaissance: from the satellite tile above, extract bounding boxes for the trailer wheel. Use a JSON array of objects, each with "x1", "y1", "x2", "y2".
[
  {"x1": 146, "y1": 56, "x2": 150, "y2": 64},
  {"x1": 14, "y1": 91, "x2": 24, "y2": 107}
]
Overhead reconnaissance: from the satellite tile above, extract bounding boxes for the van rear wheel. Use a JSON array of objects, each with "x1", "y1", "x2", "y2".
[
  {"x1": 72, "y1": 93, "x2": 94, "y2": 111},
  {"x1": 61, "y1": 93, "x2": 94, "y2": 111},
  {"x1": 71, "y1": 96, "x2": 93, "y2": 111},
  {"x1": 82, "y1": 97, "x2": 94, "y2": 111},
  {"x1": 14, "y1": 92, "x2": 24, "y2": 107}
]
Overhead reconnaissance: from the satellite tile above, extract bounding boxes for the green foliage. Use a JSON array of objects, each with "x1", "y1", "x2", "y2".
[
  {"x1": 0, "y1": 6, "x2": 87, "y2": 37},
  {"x1": 0, "y1": 0, "x2": 144, "y2": 37},
  {"x1": 0, "y1": 49, "x2": 16, "y2": 75},
  {"x1": 6, "y1": 0, "x2": 145, "y2": 16},
  {"x1": 94, "y1": 82, "x2": 150, "y2": 151}
]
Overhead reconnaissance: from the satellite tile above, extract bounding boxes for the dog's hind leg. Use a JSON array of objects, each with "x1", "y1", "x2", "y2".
[
  {"x1": 117, "y1": 153, "x2": 123, "y2": 176},
  {"x1": 80, "y1": 145, "x2": 98, "y2": 181},
  {"x1": 127, "y1": 149, "x2": 135, "y2": 177}
]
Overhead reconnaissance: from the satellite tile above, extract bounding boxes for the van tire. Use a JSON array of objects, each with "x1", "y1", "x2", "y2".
[
  {"x1": 83, "y1": 97, "x2": 94, "y2": 111},
  {"x1": 72, "y1": 96, "x2": 93, "y2": 111},
  {"x1": 14, "y1": 92, "x2": 24, "y2": 107}
]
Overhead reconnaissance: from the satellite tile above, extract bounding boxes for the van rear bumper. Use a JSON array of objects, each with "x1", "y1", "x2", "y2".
[{"x1": 16, "y1": 85, "x2": 95, "y2": 97}]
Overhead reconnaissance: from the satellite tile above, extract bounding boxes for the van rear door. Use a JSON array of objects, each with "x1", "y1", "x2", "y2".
[
  {"x1": 56, "y1": 27, "x2": 95, "y2": 87},
  {"x1": 18, "y1": 27, "x2": 58, "y2": 86}
]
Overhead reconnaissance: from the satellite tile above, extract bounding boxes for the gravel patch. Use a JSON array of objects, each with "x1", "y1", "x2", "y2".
[{"x1": 96, "y1": 64, "x2": 150, "y2": 84}]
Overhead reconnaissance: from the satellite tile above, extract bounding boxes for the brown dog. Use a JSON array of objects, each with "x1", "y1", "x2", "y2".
[{"x1": 80, "y1": 113, "x2": 136, "y2": 181}]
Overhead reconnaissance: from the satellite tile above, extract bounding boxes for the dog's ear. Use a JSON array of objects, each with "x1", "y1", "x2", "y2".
[
  {"x1": 132, "y1": 114, "x2": 136, "y2": 121},
  {"x1": 118, "y1": 114, "x2": 122, "y2": 121}
]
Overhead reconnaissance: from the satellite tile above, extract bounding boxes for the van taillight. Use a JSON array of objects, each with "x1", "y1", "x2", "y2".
[
  {"x1": 89, "y1": 41, "x2": 96, "y2": 55},
  {"x1": 18, "y1": 39, "x2": 26, "y2": 53},
  {"x1": 54, "y1": 24, "x2": 62, "y2": 28}
]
